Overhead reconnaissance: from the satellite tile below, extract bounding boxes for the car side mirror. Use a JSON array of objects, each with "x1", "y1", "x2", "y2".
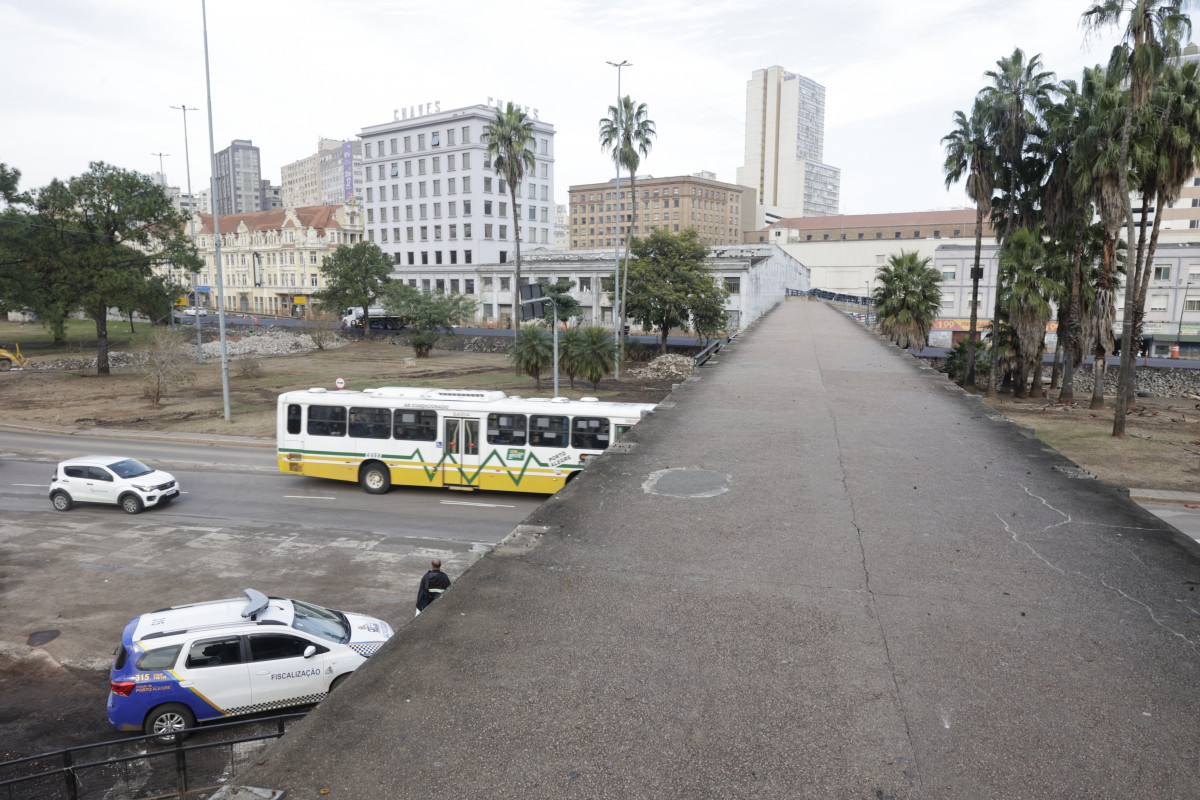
[{"x1": 303, "y1": 645, "x2": 317, "y2": 659}]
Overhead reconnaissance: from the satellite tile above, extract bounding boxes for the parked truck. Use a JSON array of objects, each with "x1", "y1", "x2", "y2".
[{"x1": 341, "y1": 306, "x2": 409, "y2": 330}]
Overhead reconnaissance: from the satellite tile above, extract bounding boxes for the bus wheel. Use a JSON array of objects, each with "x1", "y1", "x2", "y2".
[{"x1": 360, "y1": 461, "x2": 391, "y2": 495}]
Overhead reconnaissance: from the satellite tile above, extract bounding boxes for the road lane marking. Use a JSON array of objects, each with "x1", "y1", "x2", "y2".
[
  {"x1": 14, "y1": 484, "x2": 45, "y2": 487},
  {"x1": 284, "y1": 495, "x2": 337, "y2": 500},
  {"x1": 440, "y1": 500, "x2": 516, "y2": 508}
]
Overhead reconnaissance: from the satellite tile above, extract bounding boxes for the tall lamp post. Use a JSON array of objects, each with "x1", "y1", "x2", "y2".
[
  {"x1": 607, "y1": 59, "x2": 629, "y2": 379},
  {"x1": 202, "y1": 0, "x2": 231, "y2": 422},
  {"x1": 171, "y1": 103, "x2": 202, "y2": 361}
]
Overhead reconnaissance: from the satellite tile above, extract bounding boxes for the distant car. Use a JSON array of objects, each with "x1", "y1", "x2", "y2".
[
  {"x1": 49, "y1": 456, "x2": 180, "y2": 514},
  {"x1": 107, "y1": 588, "x2": 394, "y2": 742},
  {"x1": 182, "y1": 306, "x2": 208, "y2": 317}
]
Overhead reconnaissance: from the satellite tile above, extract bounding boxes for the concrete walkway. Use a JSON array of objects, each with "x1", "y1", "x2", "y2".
[{"x1": 234, "y1": 301, "x2": 1200, "y2": 799}]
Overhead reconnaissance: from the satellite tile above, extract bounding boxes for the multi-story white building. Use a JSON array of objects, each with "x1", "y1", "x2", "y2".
[
  {"x1": 282, "y1": 139, "x2": 357, "y2": 208},
  {"x1": 358, "y1": 102, "x2": 556, "y2": 271},
  {"x1": 736, "y1": 66, "x2": 841, "y2": 225}
]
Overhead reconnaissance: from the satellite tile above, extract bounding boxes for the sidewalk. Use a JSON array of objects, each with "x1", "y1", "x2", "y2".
[{"x1": 229, "y1": 301, "x2": 1200, "y2": 799}]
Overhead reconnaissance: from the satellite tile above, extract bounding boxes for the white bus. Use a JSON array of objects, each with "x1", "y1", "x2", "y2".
[{"x1": 277, "y1": 387, "x2": 656, "y2": 495}]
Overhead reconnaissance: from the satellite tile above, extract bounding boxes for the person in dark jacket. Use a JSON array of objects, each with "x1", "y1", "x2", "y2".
[{"x1": 415, "y1": 559, "x2": 451, "y2": 615}]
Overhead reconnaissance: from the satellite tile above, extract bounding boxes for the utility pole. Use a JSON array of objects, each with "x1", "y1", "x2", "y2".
[
  {"x1": 172, "y1": 104, "x2": 203, "y2": 361},
  {"x1": 607, "y1": 59, "x2": 629, "y2": 379}
]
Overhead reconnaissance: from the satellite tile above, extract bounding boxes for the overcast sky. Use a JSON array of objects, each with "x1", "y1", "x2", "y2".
[{"x1": 1, "y1": 0, "x2": 1137, "y2": 216}]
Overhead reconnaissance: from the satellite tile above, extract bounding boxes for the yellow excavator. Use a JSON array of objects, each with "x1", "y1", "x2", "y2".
[{"x1": 0, "y1": 343, "x2": 31, "y2": 371}]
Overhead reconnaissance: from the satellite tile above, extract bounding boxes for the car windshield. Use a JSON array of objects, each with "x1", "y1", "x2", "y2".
[
  {"x1": 108, "y1": 459, "x2": 154, "y2": 479},
  {"x1": 290, "y1": 599, "x2": 349, "y2": 643}
]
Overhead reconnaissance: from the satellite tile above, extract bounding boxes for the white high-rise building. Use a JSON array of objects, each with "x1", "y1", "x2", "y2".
[
  {"x1": 736, "y1": 66, "x2": 840, "y2": 225},
  {"x1": 358, "y1": 102, "x2": 556, "y2": 270}
]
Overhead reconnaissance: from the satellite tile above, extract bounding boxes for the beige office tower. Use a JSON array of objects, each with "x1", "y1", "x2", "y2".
[{"x1": 737, "y1": 66, "x2": 840, "y2": 226}]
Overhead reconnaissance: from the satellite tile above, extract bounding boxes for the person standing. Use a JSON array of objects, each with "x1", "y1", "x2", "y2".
[{"x1": 415, "y1": 559, "x2": 451, "y2": 616}]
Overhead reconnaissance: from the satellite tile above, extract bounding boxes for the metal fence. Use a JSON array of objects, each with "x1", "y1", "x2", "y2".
[{"x1": 0, "y1": 714, "x2": 305, "y2": 800}]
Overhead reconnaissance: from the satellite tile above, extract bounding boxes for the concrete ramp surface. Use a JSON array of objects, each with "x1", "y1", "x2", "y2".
[{"x1": 236, "y1": 301, "x2": 1200, "y2": 799}]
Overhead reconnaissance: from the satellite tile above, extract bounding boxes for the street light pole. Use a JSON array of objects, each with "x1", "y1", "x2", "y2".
[
  {"x1": 1177, "y1": 281, "x2": 1192, "y2": 359},
  {"x1": 607, "y1": 59, "x2": 629, "y2": 379},
  {"x1": 171, "y1": 103, "x2": 202, "y2": 361},
  {"x1": 201, "y1": 0, "x2": 231, "y2": 422}
]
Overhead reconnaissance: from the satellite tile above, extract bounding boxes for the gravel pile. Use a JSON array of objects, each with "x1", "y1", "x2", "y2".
[
  {"x1": 200, "y1": 328, "x2": 347, "y2": 360},
  {"x1": 627, "y1": 354, "x2": 695, "y2": 381},
  {"x1": 1066, "y1": 365, "x2": 1200, "y2": 399}
]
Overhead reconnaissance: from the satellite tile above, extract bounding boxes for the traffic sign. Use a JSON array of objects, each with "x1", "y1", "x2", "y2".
[{"x1": 335, "y1": 377, "x2": 346, "y2": 390}]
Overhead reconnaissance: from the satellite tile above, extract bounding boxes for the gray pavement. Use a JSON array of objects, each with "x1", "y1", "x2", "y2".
[{"x1": 230, "y1": 301, "x2": 1200, "y2": 799}]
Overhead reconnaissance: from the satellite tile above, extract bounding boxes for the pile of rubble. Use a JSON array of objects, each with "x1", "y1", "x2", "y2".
[
  {"x1": 627, "y1": 354, "x2": 694, "y2": 382},
  {"x1": 200, "y1": 328, "x2": 347, "y2": 360}
]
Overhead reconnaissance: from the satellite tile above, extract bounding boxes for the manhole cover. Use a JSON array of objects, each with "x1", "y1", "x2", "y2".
[
  {"x1": 27, "y1": 630, "x2": 60, "y2": 647},
  {"x1": 643, "y1": 467, "x2": 730, "y2": 498}
]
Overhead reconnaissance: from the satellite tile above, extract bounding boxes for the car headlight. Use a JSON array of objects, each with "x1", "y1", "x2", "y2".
[{"x1": 132, "y1": 484, "x2": 155, "y2": 492}]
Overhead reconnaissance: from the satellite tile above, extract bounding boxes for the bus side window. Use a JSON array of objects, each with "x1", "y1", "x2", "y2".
[
  {"x1": 287, "y1": 404, "x2": 302, "y2": 435},
  {"x1": 396, "y1": 410, "x2": 438, "y2": 441},
  {"x1": 529, "y1": 415, "x2": 569, "y2": 447},
  {"x1": 571, "y1": 417, "x2": 611, "y2": 450},
  {"x1": 487, "y1": 413, "x2": 527, "y2": 446},
  {"x1": 308, "y1": 404, "x2": 347, "y2": 437}
]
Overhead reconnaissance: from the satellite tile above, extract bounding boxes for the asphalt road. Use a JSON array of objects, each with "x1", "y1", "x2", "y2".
[{"x1": 0, "y1": 430, "x2": 545, "y2": 757}]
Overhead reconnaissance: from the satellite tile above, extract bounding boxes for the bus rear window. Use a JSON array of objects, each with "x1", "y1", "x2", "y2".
[
  {"x1": 571, "y1": 417, "x2": 610, "y2": 450},
  {"x1": 286, "y1": 404, "x2": 301, "y2": 435}
]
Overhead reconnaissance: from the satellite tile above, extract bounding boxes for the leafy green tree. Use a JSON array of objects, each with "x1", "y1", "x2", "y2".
[
  {"x1": 941, "y1": 334, "x2": 993, "y2": 385},
  {"x1": 558, "y1": 326, "x2": 585, "y2": 389},
  {"x1": 381, "y1": 283, "x2": 475, "y2": 358},
  {"x1": 942, "y1": 97, "x2": 995, "y2": 386},
  {"x1": 872, "y1": 250, "x2": 943, "y2": 351},
  {"x1": 312, "y1": 241, "x2": 394, "y2": 331},
  {"x1": 13, "y1": 162, "x2": 198, "y2": 375},
  {"x1": 482, "y1": 103, "x2": 536, "y2": 327},
  {"x1": 1083, "y1": 0, "x2": 1193, "y2": 435},
  {"x1": 508, "y1": 323, "x2": 552, "y2": 388},
  {"x1": 536, "y1": 277, "x2": 582, "y2": 326},
  {"x1": 599, "y1": 95, "x2": 656, "y2": 358},
  {"x1": 624, "y1": 228, "x2": 728, "y2": 356}
]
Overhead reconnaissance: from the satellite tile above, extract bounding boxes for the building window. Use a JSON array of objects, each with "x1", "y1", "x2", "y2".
[
  {"x1": 1150, "y1": 294, "x2": 1169, "y2": 312},
  {"x1": 432, "y1": 132, "x2": 440, "y2": 147},
  {"x1": 462, "y1": 126, "x2": 470, "y2": 143},
  {"x1": 1154, "y1": 265, "x2": 1172, "y2": 281},
  {"x1": 942, "y1": 269, "x2": 956, "y2": 280},
  {"x1": 404, "y1": 136, "x2": 411, "y2": 152},
  {"x1": 724, "y1": 277, "x2": 740, "y2": 294},
  {"x1": 465, "y1": 250, "x2": 472, "y2": 264},
  {"x1": 942, "y1": 292, "x2": 955, "y2": 308},
  {"x1": 421, "y1": 252, "x2": 429, "y2": 265},
  {"x1": 447, "y1": 129, "x2": 456, "y2": 146},
  {"x1": 418, "y1": 134, "x2": 426, "y2": 150}
]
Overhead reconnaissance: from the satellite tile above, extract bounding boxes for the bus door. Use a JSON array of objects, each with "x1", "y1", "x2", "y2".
[{"x1": 443, "y1": 416, "x2": 481, "y2": 487}]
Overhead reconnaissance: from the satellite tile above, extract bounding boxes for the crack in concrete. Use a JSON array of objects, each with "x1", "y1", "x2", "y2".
[{"x1": 999, "y1": 484, "x2": 1197, "y2": 653}]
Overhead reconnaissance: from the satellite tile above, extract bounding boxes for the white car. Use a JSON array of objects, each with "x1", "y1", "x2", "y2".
[
  {"x1": 49, "y1": 456, "x2": 180, "y2": 514},
  {"x1": 107, "y1": 589, "x2": 394, "y2": 741},
  {"x1": 182, "y1": 306, "x2": 208, "y2": 317}
]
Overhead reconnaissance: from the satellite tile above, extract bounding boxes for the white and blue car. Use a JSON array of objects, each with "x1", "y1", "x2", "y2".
[{"x1": 108, "y1": 589, "x2": 394, "y2": 741}]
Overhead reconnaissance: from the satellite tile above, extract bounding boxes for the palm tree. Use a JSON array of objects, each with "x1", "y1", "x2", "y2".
[
  {"x1": 482, "y1": 102, "x2": 537, "y2": 329},
  {"x1": 1082, "y1": 0, "x2": 1193, "y2": 435},
  {"x1": 574, "y1": 326, "x2": 618, "y2": 390},
  {"x1": 508, "y1": 324, "x2": 552, "y2": 388},
  {"x1": 1001, "y1": 228, "x2": 1063, "y2": 398},
  {"x1": 978, "y1": 47, "x2": 1058, "y2": 398},
  {"x1": 872, "y1": 250, "x2": 943, "y2": 351},
  {"x1": 942, "y1": 97, "x2": 996, "y2": 388},
  {"x1": 599, "y1": 96, "x2": 656, "y2": 358}
]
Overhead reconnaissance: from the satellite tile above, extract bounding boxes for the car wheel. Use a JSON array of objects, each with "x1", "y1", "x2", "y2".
[
  {"x1": 144, "y1": 703, "x2": 195, "y2": 744},
  {"x1": 360, "y1": 462, "x2": 391, "y2": 495},
  {"x1": 50, "y1": 491, "x2": 73, "y2": 511},
  {"x1": 120, "y1": 493, "x2": 145, "y2": 514},
  {"x1": 330, "y1": 673, "x2": 350, "y2": 692}
]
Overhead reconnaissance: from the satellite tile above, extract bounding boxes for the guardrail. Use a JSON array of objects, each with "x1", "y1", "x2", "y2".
[
  {"x1": 694, "y1": 340, "x2": 722, "y2": 367},
  {"x1": 0, "y1": 713, "x2": 305, "y2": 800}
]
